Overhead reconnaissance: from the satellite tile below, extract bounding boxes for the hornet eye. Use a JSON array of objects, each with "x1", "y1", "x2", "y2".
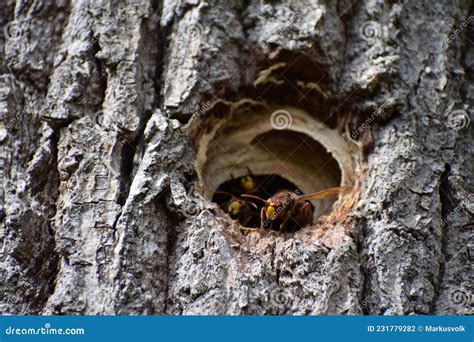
[{"x1": 266, "y1": 206, "x2": 276, "y2": 220}]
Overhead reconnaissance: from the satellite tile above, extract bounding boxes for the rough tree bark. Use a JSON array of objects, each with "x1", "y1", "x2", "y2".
[{"x1": 0, "y1": 0, "x2": 472, "y2": 315}]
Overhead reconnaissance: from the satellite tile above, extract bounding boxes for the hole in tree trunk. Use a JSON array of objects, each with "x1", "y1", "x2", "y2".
[{"x1": 191, "y1": 102, "x2": 356, "y2": 233}]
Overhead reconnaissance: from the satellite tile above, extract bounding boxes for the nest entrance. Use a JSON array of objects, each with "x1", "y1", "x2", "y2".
[{"x1": 191, "y1": 102, "x2": 354, "y2": 232}]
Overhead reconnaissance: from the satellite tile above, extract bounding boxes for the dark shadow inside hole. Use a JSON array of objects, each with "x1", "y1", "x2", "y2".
[{"x1": 212, "y1": 174, "x2": 313, "y2": 231}]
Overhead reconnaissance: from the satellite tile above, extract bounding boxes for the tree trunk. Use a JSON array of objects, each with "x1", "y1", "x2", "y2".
[{"x1": 0, "y1": 0, "x2": 472, "y2": 315}]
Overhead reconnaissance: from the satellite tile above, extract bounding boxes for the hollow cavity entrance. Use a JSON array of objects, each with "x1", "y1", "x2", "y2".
[{"x1": 193, "y1": 103, "x2": 354, "y2": 232}]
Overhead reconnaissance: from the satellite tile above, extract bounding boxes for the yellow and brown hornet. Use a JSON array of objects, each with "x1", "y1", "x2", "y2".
[{"x1": 243, "y1": 186, "x2": 351, "y2": 232}]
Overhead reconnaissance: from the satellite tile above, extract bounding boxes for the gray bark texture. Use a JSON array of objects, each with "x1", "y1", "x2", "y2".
[{"x1": 0, "y1": 0, "x2": 473, "y2": 315}]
